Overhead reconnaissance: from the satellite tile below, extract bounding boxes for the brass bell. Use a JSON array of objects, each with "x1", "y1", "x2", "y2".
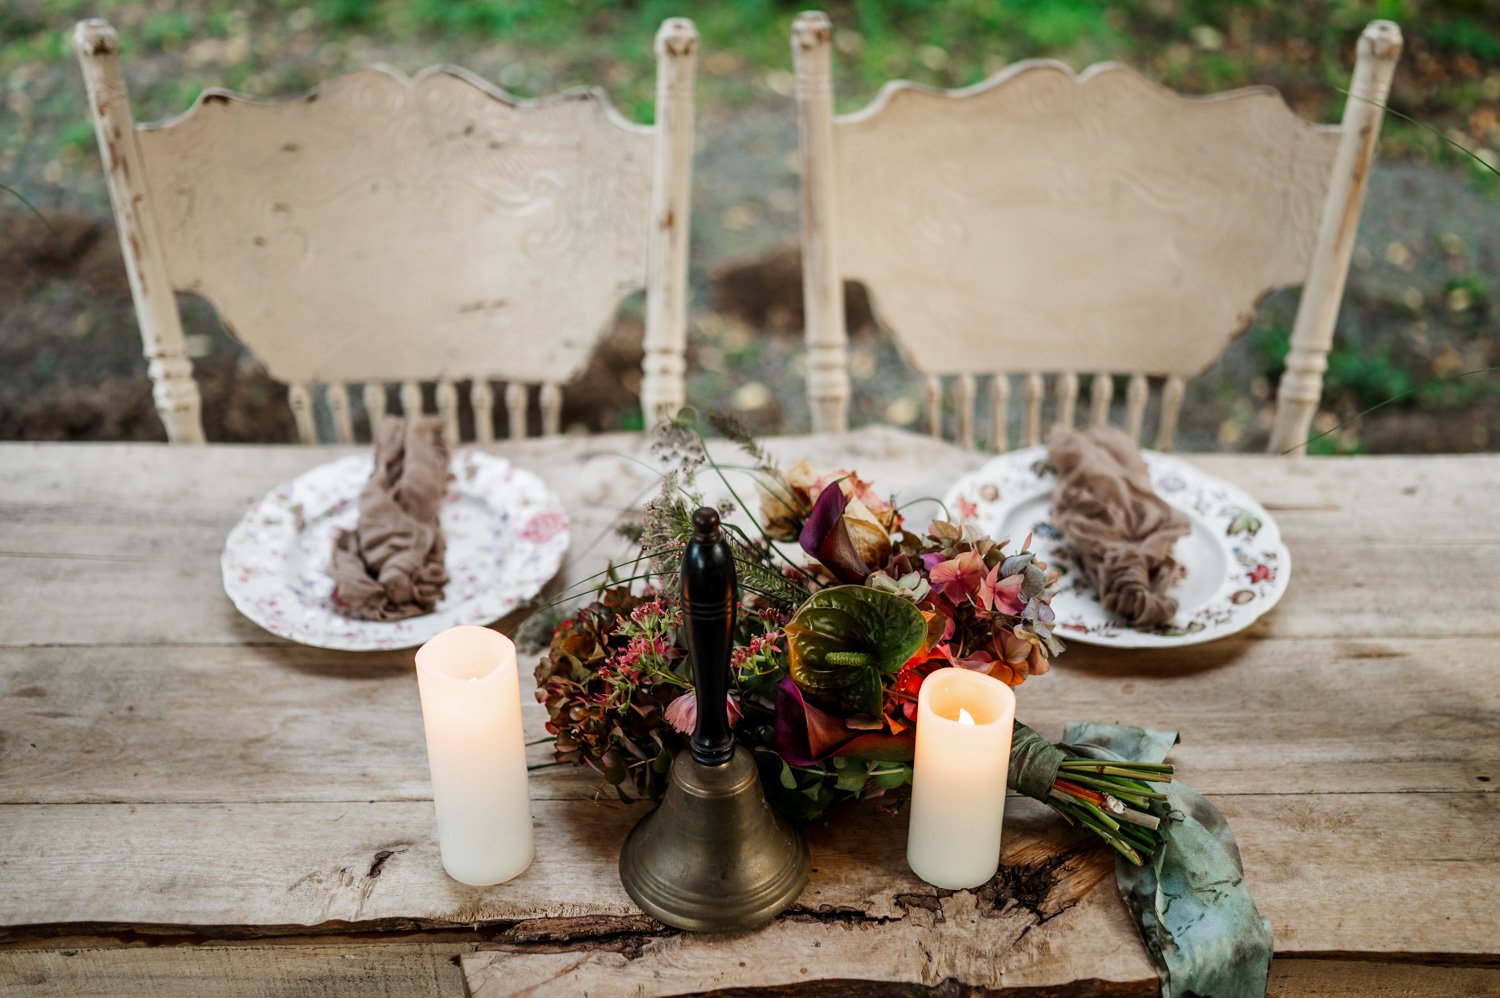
[{"x1": 618, "y1": 507, "x2": 810, "y2": 932}]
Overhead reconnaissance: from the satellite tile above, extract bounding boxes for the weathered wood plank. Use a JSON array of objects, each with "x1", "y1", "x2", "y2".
[
  {"x1": 1267, "y1": 960, "x2": 1500, "y2": 997},
  {"x1": 2, "y1": 638, "x2": 1494, "y2": 806},
  {"x1": 3, "y1": 433, "x2": 1498, "y2": 992},
  {"x1": 2, "y1": 441, "x2": 1496, "y2": 544},
  {"x1": 1, "y1": 793, "x2": 1494, "y2": 961},
  {"x1": 459, "y1": 789, "x2": 1500, "y2": 993},
  {"x1": 7, "y1": 932, "x2": 1493, "y2": 998},
  {"x1": 465, "y1": 884, "x2": 1155, "y2": 996},
  {"x1": 0, "y1": 942, "x2": 467, "y2": 998},
  {"x1": 3, "y1": 534, "x2": 1495, "y2": 647}
]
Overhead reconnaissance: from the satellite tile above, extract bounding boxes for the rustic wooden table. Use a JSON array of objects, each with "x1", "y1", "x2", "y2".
[{"x1": 1, "y1": 429, "x2": 1496, "y2": 997}]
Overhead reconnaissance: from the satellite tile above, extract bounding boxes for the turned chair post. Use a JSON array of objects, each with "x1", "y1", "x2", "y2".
[
  {"x1": 74, "y1": 20, "x2": 205, "y2": 444},
  {"x1": 1270, "y1": 21, "x2": 1403, "y2": 455},
  {"x1": 640, "y1": 18, "x2": 698, "y2": 427},
  {"x1": 793, "y1": 11, "x2": 851, "y2": 435}
]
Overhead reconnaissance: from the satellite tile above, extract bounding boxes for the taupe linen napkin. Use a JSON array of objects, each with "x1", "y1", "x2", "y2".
[
  {"x1": 328, "y1": 416, "x2": 450, "y2": 620},
  {"x1": 1046, "y1": 425, "x2": 1190, "y2": 629}
]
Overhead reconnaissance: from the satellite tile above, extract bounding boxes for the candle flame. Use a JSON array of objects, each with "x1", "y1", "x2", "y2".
[{"x1": 957, "y1": 708, "x2": 975, "y2": 726}]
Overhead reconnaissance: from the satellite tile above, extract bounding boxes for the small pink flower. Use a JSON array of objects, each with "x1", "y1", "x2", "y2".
[
  {"x1": 664, "y1": 692, "x2": 743, "y2": 736},
  {"x1": 929, "y1": 550, "x2": 986, "y2": 602},
  {"x1": 977, "y1": 564, "x2": 1025, "y2": 615}
]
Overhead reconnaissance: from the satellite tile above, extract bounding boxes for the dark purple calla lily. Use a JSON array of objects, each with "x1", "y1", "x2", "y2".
[
  {"x1": 774, "y1": 677, "x2": 857, "y2": 765},
  {"x1": 797, "y1": 484, "x2": 873, "y2": 584},
  {"x1": 774, "y1": 677, "x2": 916, "y2": 766}
]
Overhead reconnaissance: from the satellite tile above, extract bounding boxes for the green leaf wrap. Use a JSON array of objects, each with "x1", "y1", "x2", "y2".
[{"x1": 1007, "y1": 721, "x2": 1066, "y2": 800}]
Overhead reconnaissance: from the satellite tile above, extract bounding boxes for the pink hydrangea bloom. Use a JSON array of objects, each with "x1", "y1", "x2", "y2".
[{"x1": 928, "y1": 550, "x2": 986, "y2": 602}]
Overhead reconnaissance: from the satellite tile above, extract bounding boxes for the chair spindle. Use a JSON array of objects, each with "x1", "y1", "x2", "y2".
[
  {"x1": 1056, "y1": 372, "x2": 1079, "y2": 430},
  {"x1": 471, "y1": 381, "x2": 495, "y2": 444},
  {"x1": 362, "y1": 383, "x2": 387, "y2": 440},
  {"x1": 1089, "y1": 373, "x2": 1113, "y2": 426},
  {"x1": 328, "y1": 383, "x2": 355, "y2": 444},
  {"x1": 288, "y1": 382, "x2": 317, "y2": 444},
  {"x1": 540, "y1": 383, "x2": 563, "y2": 437},
  {"x1": 955, "y1": 374, "x2": 976, "y2": 450},
  {"x1": 990, "y1": 374, "x2": 1010, "y2": 453},
  {"x1": 399, "y1": 382, "x2": 422, "y2": 421},
  {"x1": 1125, "y1": 373, "x2": 1149, "y2": 441},
  {"x1": 1023, "y1": 372, "x2": 1044, "y2": 447},
  {"x1": 1157, "y1": 374, "x2": 1186, "y2": 452},
  {"x1": 925, "y1": 375, "x2": 942, "y2": 439},
  {"x1": 506, "y1": 383, "x2": 528, "y2": 440},
  {"x1": 436, "y1": 380, "x2": 460, "y2": 446}
]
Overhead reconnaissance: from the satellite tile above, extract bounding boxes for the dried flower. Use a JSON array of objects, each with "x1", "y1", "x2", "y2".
[{"x1": 664, "y1": 692, "x2": 744, "y2": 736}]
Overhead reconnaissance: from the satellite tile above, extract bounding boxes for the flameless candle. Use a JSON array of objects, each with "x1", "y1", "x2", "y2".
[
  {"x1": 415, "y1": 625, "x2": 534, "y2": 886},
  {"x1": 906, "y1": 668, "x2": 1016, "y2": 890}
]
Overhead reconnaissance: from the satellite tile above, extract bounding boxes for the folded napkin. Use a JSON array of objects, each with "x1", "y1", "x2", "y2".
[
  {"x1": 328, "y1": 416, "x2": 450, "y2": 620},
  {"x1": 1046, "y1": 425, "x2": 1190, "y2": 630}
]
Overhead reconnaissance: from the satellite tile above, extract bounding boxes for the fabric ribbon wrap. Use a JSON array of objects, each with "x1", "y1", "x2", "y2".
[
  {"x1": 1045, "y1": 425, "x2": 1191, "y2": 630},
  {"x1": 328, "y1": 415, "x2": 451, "y2": 621},
  {"x1": 1006, "y1": 721, "x2": 1065, "y2": 800},
  {"x1": 1063, "y1": 723, "x2": 1274, "y2": 998}
]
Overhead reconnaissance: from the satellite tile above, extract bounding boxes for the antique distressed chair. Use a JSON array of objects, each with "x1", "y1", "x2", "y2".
[
  {"x1": 791, "y1": 12, "x2": 1402, "y2": 454},
  {"x1": 74, "y1": 17, "x2": 697, "y2": 444}
]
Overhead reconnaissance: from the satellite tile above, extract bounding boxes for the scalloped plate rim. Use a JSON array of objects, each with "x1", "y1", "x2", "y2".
[
  {"x1": 220, "y1": 450, "x2": 568, "y2": 651},
  {"x1": 942, "y1": 446, "x2": 1291, "y2": 649}
]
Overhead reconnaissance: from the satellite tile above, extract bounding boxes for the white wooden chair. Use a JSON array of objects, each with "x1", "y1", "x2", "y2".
[
  {"x1": 74, "y1": 17, "x2": 697, "y2": 444},
  {"x1": 792, "y1": 12, "x2": 1402, "y2": 454}
]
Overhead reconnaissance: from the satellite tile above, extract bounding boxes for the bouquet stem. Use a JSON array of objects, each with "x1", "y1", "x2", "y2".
[{"x1": 1011, "y1": 722, "x2": 1173, "y2": 865}]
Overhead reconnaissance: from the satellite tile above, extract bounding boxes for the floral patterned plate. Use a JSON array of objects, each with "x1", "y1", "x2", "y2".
[
  {"x1": 943, "y1": 446, "x2": 1289, "y2": 648},
  {"x1": 222, "y1": 451, "x2": 569, "y2": 651}
]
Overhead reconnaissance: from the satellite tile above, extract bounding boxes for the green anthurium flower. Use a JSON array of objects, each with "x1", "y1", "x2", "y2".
[{"x1": 784, "y1": 585, "x2": 930, "y2": 716}]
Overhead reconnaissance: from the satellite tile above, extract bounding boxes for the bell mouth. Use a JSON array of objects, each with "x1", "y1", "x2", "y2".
[{"x1": 618, "y1": 747, "x2": 811, "y2": 933}]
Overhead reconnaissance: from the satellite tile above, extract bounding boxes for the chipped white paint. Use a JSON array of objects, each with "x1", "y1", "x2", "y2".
[
  {"x1": 73, "y1": 20, "x2": 205, "y2": 444},
  {"x1": 793, "y1": 13, "x2": 1400, "y2": 452},
  {"x1": 640, "y1": 19, "x2": 698, "y2": 427},
  {"x1": 75, "y1": 17, "x2": 696, "y2": 443}
]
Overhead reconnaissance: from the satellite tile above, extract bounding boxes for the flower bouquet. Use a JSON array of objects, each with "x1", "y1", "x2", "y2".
[{"x1": 536, "y1": 418, "x2": 1173, "y2": 864}]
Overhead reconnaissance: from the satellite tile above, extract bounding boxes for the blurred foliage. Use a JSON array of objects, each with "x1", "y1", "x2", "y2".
[{"x1": 7, "y1": 0, "x2": 1497, "y2": 209}]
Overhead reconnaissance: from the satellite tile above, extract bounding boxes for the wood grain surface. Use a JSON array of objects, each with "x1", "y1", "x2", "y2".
[{"x1": 1, "y1": 430, "x2": 1496, "y2": 996}]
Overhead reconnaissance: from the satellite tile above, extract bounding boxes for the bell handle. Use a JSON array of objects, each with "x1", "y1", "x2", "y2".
[{"x1": 681, "y1": 506, "x2": 737, "y2": 766}]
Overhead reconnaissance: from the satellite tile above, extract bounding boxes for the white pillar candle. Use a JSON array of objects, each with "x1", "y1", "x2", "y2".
[
  {"x1": 906, "y1": 668, "x2": 1016, "y2": 890},
  {"x1": 415, "y1": 625, "x2": 534, "y2": 886}
]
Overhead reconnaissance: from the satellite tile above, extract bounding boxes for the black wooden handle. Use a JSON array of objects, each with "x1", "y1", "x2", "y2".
[{"x1": 680, "y1": 507, "x2": 738, "y2": 766}]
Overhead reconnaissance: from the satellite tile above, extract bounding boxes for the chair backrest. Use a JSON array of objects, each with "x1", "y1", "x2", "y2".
[
  {"x1": 792, "y1": 12, "x2": 1401, "y2": 453},
  {"x1": 74, "y1": 18, "x2": 697, "y2": 444}
]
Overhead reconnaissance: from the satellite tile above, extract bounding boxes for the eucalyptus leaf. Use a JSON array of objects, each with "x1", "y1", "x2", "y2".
[
  {"x1": 834, "y1": 764, "x2": 869, "y2": 793},
  {"x1": 784, "y1": 586, "x2": 930, "y2": 715}
]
